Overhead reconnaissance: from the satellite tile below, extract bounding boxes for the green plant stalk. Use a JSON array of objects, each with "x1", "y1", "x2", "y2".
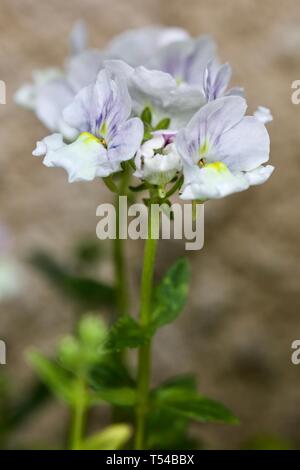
[
  {"x1": 135, "y1": 204, "x2": 159, "y2": 450},
  {"x1": 113, "y1": 168, "x2": 131, "y2": 317},
  {"x1": 70, "y1": 378, "x2": 88, "y2": 450}
]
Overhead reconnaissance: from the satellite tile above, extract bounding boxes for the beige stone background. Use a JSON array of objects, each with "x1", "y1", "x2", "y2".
[{"x1": 0, "y1": 0, "x2": 300, "y2": 449}]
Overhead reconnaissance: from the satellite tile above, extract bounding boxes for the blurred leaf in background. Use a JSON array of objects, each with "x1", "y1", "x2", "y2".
[
  {"x1": 27, "y1": 315, "x2": 132, "y2": 450},
  {"x1": 30, "y1": 251, "x2": 115, "y2": 310}
]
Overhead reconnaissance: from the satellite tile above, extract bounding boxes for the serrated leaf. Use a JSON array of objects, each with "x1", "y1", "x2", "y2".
[
  {"x1": 151, "y1": 258, "x2": 190, "y2": 331},
  {"x1": 153, "y1": 375, "x2": 197, "y2": 397},
  {"x1": 89, "y1": 353, "x2": 134, "y2": 390},
  {"x1": 27, "y1": 351, "x2": 74, "y2": 404},
  {"x1": 157, "y1": 392, "x2": 238, "y2": 424},
  {"x1": 107, "y1": 315, "x2": 147, "y2": 351},
  {"x1": 80, "y1": 424, "x2": 132, "y2": 450},
  {"x1": 146, "y1": 407, "x2": 198, "y2": 450},
  {"x1": 155, "y1": 117, "x2": 171, "y2": 130}
]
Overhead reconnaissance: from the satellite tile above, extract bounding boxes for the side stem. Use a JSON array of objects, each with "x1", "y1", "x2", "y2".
[{"x1": 70, "y1": 378, "x2": 87, "y2": 450}]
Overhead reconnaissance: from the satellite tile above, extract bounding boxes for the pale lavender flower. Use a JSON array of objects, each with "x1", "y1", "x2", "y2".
[
  {"x1": 33, "y1": 70, "x2": 144, "y2": 182},
  {"x1": 15, "y1": 22, "x2": 103, "y2": 139},
  {"x1": 105, "y1": 26, "x2": 189, "y2": 67},
  {"x1": 146, "y1": 36, "x2": 216, "y2": 86},
  {"x1": 203, "y1": 60, "x2": 244, "y2": 101},
  {"x1": 105, "y1": 60, "x2": 206, "y2": 129},
  {"x1": 176, "y1": 96, "x2": 273, "y2": 200}
]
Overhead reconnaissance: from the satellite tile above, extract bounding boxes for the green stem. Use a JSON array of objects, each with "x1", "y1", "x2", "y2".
[
  {"x1": 70, "y1": 378, "x2": 87, "y2": 450},
  {"x1": 113, "y1": 167, "x2": 131, "y2": 316},
  {"x1": 135, "y1": 204, "x2": 159, "y2": 450}
]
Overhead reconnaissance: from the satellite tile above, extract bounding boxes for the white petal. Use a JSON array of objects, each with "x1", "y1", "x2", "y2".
[
  {"x1": 36, "y1": 133, "x2": 113, "y2": 182},
  {"x1": 244, "y1": 165, "x2": 274, "y2": 185},
  {"x1": 14, "y1": 83, "x2": 36, "y2": 110},
  {"x1": 180, "y1": 162, "x2": 249, "y2": 200},
  {"x1": 134, "y1": 143, "x2": 182, "y2": 185},
  {"x1": 15, "y1": 68, "x2": 62, "y2": 110},
  {"x1": 253, "y1": 106, "x2": 273, "y2": 124},
  {"x1": 33, "y1": 133, "x2": 64, "y2": 156},
  {"x1": 141, "y1": 136, "x2": 165, "y2": 156}
]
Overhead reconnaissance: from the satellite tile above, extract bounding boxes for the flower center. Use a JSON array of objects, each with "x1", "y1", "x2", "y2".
[
  {"x1": 79, "y1": 132, "x2": 107, "y2": 149},
  {"x1": 206, "y1": 161, "x2": 228, "y2": 173}
]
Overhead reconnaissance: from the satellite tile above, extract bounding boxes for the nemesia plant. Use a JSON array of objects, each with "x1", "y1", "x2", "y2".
[{"x1": 16, "y1": 22, "x2": 274, "y2": 450}]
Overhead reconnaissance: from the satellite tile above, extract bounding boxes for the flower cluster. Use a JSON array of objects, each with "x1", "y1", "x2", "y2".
[{"x1": 17, "y1": 22, "x2": 274, "y2": 201}]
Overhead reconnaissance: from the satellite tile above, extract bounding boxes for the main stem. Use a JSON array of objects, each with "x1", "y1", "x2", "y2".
[
  {"x1": 135, "y1": 204, "x2": 159, "y2": 450},
  {"x1": 70, "y1": 378, "x2": 87, "y2": 450},
  {"x1": 113, "y1": 168, "x2": 131, "y2": 316}
]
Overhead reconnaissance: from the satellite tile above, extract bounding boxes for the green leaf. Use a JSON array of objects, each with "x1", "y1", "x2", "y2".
[
  {"x1": 80, "y1": 424, "x2": 132, "y2": 450},
  {"x1": 89, "y1": 353, "x2": 134, "y2": 390},
  {"x1": 151, "y1": 258, "x2": 190, "y2": 331},
  {"x1": 30, "y1": 252, "x2": 115, "y2": 309},
  {"x1": 91, "y1": 386, "x2": 136, "y2": 406},
  {"x1": 27, "y1": 351, "x2": 73, "y2": 404},
  {"x1": 155, "y1": 117, "x2": 171, "y2": 130},
  {"x1": 141, "y1": 107, "x2": 152, "y2": 125},
  {"x1": 157, "y1": 392, "x2": 238, "y2": 424},
  {"x1": 146, "y1": 375, "x2": 199, "y2": 449},
  {"x1": 153, "y1": 375, "x2": 238, "y2": 424},
  {"x1": 146, "y1": 408, "x2": 198, "y2": 450},
  {"x1": 153, "y1": 374, "x2": 197, "y2": 396},
  {"x1": 107, "y1": 315, "x2": 148, "y2": 351}
]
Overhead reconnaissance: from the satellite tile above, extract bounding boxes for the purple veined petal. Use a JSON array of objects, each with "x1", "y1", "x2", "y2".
[
  {"x1": 63, "y1": 83, "x2": 95, "y2": 133},
  {"x1": 147, "y1": 35, "x2": 216, "y2": 86},
  {"x1": 217, "y1": 116, "x2": 270, "y2": 172},
  {"x1": 179, "y1": 96, "x2": 248, "y2": 160},
  {"x1": 204, "y1": 62, "x2": 232, "y2": 101},
  {"x1": 175, "y1": 128, "x2": 197, "y2": 166},
  {"x1": 35, "y1": 78, "x2": 75, "y2": 132},
  {"x1": 108, "y1": 117, "x2": 144, "y2": 164}
]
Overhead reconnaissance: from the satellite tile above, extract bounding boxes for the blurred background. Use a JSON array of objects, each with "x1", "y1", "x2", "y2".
[{"x1": 0, "y1": 0, "x2": 299, "y2": 450}]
